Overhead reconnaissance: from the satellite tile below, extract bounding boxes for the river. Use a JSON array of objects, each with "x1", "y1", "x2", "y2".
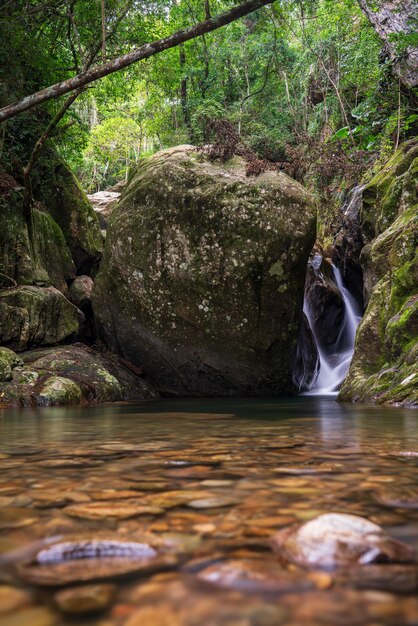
[{"x1": 1, "y1": 397, "x2": 418, "y2": 625}]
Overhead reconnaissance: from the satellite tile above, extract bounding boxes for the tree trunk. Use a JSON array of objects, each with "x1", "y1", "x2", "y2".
[
  {"x1": 357, "y1": 0, "x2": 418, "y2": 88},
  {"x1": 179, "y1": 45, "x2": 191, "y2": 133},
  {"x1": 0, "y1": 0, "x2": 274, "y2": 123}
]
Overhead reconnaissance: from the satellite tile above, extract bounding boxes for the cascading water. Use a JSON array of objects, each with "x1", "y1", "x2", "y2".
[{"x1": 304, "y1": 265, "x2": 362, "y2": 396}]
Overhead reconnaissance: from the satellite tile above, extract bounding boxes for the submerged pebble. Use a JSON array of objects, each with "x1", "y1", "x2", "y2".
[
  {"x1": 271, "y1": 513, "x2": 415, "y2": 569},
  {"x1": 54, "y1": 583, "x2": 115, "y2": 614}
]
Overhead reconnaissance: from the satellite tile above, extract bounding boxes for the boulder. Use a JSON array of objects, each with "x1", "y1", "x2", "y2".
[
  {"x1": 0, "y1": 286, "x2": 83, "y2": 351},
  {"x1": 35, "y1": 151, "x2": 103, "y2": 275},
  {"x1": 0, "y1": 344, "x2": 158, "y2": 407},
  {"x1": 339, "y1": 139, "x2": 418, "y2": 407},
  {"x1": 0, "y1": 347, "x2": 23, "y2": 382},
  {"x1": 69, "y1": 275, "x2": 94, "y2": 309},
  {"x1": 93, "y1": 145, "x2": 316, "y2": 396},
  {"x1": 0, "y1": 190, "x2": 76, "y2": 294},
  {"x1": 332, "y1": 185, "x2": 365, "y2": 309}
]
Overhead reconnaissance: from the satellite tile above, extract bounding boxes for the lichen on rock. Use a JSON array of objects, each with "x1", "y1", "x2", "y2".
[
  {"x1": 0, "y1": 347, "x2": 23, "y2": 382},
  {"x1": 339, "y1": 139, "x2": 418, "y2": 407},
  {"x1": 0, "y1": 286, "x2": 84, "y2": 351},
  {"x1": 93, "y1": 145, "x2": 316, "y2": 396},
  {"x1": 0, "y1": 344, "x2": 158, "y2": 407}
]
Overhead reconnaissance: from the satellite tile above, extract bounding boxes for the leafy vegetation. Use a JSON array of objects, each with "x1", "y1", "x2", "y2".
[{"x1": 0, "y1": 0, "x2": 417, "y2": 198}]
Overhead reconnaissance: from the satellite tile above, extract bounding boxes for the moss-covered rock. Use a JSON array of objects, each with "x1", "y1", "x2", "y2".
[
  {"x1": 93, "y1": 145, "x2": 316, "y2": 396},
  {"x1": 37, "y1": 376, "x2": 83, "y2": 406},
  {"x1": 36, "y1": 152, "x2": 103, "y2": 274},
  {"x1": 0, "y1": 344, "x2": 158, "y2": 406},
  {"x1": 339, "y1": 140, "x2": 418, "y2": 407},
  {"x1": 0, "y1": 286, "x2": 84, "y2": 351},
  {"x1": 0, "y1": 190, "x2": 75, "y2": 293},
  {"x1": 0, "y1": 347, "x2": 23, "y2": 382}
]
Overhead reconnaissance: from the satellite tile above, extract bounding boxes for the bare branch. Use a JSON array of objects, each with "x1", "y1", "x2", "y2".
[{"x1": 0, "y1": 0, "x2": 275, "y2": 123}]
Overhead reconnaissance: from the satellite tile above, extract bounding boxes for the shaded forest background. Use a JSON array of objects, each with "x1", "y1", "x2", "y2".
[{"x1": 1, "y1": 0, "x2": 417, "y2": 218}]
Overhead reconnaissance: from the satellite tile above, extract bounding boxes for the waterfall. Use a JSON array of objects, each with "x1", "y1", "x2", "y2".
[{"x1": 304, "y1": 265, "x2": 362, "y2": 396}]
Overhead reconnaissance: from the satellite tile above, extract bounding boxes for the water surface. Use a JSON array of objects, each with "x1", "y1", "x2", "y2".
[{"x1": 1, "y1": 398, "x2": 418, "y2": 625}]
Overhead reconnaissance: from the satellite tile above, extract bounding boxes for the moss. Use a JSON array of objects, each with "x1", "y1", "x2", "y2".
[
  {"x1": 0, "y1": 190, "x2": 76, "y2": 292},
  {"x1": 340, "y1": 139, "x2": 418, "y2": 407},
  {"x1": 0, "y1": 347, "x2": 23, "y2": 382},
  {"x1": 0, "y1": 344, "x2": 157, "y2": 407},
  {"x1": 37, "y1": 376, "x2": 83, "y2": 406},
  {"x1": 35, "y1": 149, "x2": 103, "y2": 274},
  {"x1": 94, "y1": 145, "x2": 316, "y2": 396}
]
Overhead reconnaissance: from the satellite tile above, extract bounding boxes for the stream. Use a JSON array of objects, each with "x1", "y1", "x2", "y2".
[{"x1": 1, "y1": 398, "x2": 418, "y2": 625}]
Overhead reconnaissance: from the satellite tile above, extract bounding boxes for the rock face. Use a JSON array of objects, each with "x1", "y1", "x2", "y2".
[
  {"x1": 332, "y1": 185, "x2": 365, "y2": 309},
  {"x1": 93, "y1": 145, "x2": 316, "y2": 396},
  {"x1": 0, "y1": 347, "x2": 23, "y2": 382},
  {"x1": 35, "y1": 152, "x2": 103, "y2": 275},
  {"x1": 0, "y1": 190, "x2": 76, "y2": 294},
  {"x1": 339, "y1": 139, "x2": 418, "y2": 407},
  {"x1": 305, "y1": 253, "x2": 345, "y2": 350},
  {"x1": 0, "y1": 344, "x2": 158, "y2": 406},
  {"x1": 0, "y1": 286, "x2": 83, "y2": 351}
]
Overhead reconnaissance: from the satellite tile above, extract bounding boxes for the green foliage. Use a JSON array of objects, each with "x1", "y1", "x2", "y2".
[{"x1": 1, "y1": 0, "x2": 416, "y2": 193}]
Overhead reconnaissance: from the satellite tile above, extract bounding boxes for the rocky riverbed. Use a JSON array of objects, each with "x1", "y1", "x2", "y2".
[{"x1": 1, "y1": 398, "x2": 418, "y2": 625}]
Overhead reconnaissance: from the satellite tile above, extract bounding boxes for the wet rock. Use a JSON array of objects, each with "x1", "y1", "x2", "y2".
[
  {"x1": 64, "y1": 501, "x2": 163, "y2": 520},
  {"x1": 17, "y1": 537, "x2": 176, "y2": 586},
  {"x1": 293, "y1": 313, "x2": 319, "y2": 392},
  {"x1": 0, "y1": 606, "x2": 58, "y2": 626},
  {"x1": 124, "y1": 606, "x2": 182, "y2": 626},
  {"x1": 0, "y1": 586, "x2": 31, "y2": 614},
  {"x1": 375, "y1": 487, "x2": 418, "y2": 509},
  {"x1": 186, "y1": 496, "x2": 240, "y2": 509},
  {"x1": 339, "y1": 139, "x2": 418, "y2": 408},
  {"x1": 304, "y1": 253, "x2": 345, "y2": 350},
  {"x1": 37, "y1": 376, "x2": 83, "y2": 406},
  {"x1": 197, "y1": 558, "x2": 319, "y2": 593},
  {"x1": 0, "y1": 508, "x2": 38, "y2": 530},
  {"x1": 332, "y1": 185, "x2": 365, "y2": 308},
  {"x1": 54, "y1": 583, "x2": 115, "y2": 614},
  {"x1": 337, "y1": 563, "x2": 418, "y2": 593},
  {"x1": 271, "y1": 513, "x2": 414, "y2": 569},
  {"x1": 93, "y1": 145, "x2": 316, "y2": 396},
  {"x1": 0, "y1": 344, "x2": 158, "y2": 407}
]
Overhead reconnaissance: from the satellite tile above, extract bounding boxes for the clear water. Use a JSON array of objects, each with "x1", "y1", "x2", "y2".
[{"x1": 1, "y1": 398, "x2": 418, "y2": 625}]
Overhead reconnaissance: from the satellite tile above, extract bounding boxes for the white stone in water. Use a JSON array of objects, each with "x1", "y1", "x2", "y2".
[
  {"x1": 273, "y1": 513, "x2": 412, "y2": 568},
  {"x1": 36, "y1": 540, "x2": 157, "y2": 564}
]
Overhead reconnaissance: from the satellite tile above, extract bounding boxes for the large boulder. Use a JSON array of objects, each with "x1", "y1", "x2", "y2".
[
  {"x1": 339, "y1": 139, "x2": 418, "y2": 407},
  {"x1": 93, "y1": 145, "x2": 316, "y2": 396},
  {"x1": 0, "y1": 286, "x2": 83, "y2": 351},
  {"x1": 0, "y1": 344, "x2": 158, "y2": 406}
]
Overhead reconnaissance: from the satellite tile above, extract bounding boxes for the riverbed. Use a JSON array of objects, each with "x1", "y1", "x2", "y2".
[{"x1": 1, "y1": 398, "x2": 418, "y2": 625}]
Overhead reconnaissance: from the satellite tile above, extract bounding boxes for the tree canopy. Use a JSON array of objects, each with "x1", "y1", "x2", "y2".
[{"x1": 1, "y1": 0, "x2": 417, "y2": 193}]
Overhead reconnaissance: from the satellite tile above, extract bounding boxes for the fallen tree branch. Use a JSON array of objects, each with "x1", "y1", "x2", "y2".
[{"x1": 0, "y1": 0, "x2": 275, "y2": 123}]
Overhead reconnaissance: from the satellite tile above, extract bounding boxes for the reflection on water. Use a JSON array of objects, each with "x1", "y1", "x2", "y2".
[{"x1": 1, "y1": 398, "x2": 418, "y2": 625}]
